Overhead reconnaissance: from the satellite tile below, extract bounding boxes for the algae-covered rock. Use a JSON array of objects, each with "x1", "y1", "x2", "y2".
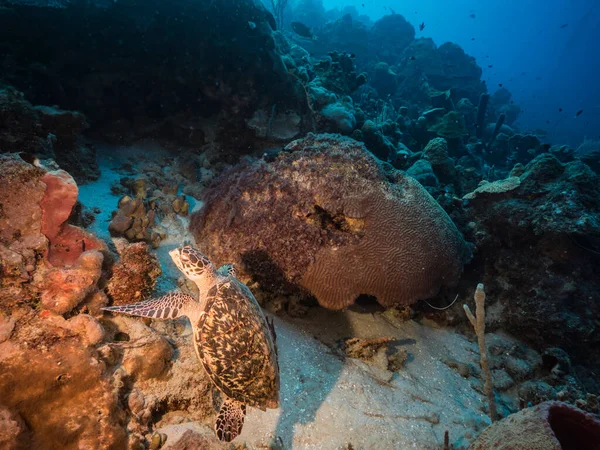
[
  {"x1": 106, "y1": 239, "x2": 161, "y2": 306},
  {"x1": 464, "y1": 153, "x2": 600, "y2": 371}
]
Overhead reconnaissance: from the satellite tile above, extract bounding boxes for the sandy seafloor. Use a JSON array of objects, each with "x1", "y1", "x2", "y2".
[{"x1": 78, "y1": 143, "x2": 492, "y2": 449}]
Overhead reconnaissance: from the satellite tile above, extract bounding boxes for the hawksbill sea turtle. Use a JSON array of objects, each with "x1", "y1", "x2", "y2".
[{"x1": 103, "y1": 246, "x2": 280, "y2": 442}]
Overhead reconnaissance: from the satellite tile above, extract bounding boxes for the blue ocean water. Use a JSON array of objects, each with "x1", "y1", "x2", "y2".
[{"x1": 317, "y1": 0, "x2": 600, "y2": 147}]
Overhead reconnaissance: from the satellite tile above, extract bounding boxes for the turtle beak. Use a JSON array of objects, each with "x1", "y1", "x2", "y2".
[{"x1": 169, "y1": 248, "x2": 184, "y2": 272}]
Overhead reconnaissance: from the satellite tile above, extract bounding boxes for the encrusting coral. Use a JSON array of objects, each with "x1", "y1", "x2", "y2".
[
  {"x1": 191, "y1": 133, "x2": 471, "y2": 310},
  {"x1": 106, "y1": 238, "x2": 161, "y2": 306}
]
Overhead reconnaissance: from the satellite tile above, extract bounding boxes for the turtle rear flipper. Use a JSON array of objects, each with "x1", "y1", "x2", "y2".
[{"x1": 215, "y1": 399, "x2": 246, "y2": 442}]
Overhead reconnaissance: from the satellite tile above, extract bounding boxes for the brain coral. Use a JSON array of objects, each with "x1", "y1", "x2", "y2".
[{"x1": 190, "y1": 133, "x2": 471, "y2": 309}]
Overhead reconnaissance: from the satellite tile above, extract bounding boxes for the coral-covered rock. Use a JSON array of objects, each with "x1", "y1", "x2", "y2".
[
  {"x1": 463, "y1": 153, "x2": 600, "y2": 377},
  {"x1": 369, "y1": 14, "x2": 415, "y2": 65},
  {"x1": 108, "y1": 172, "x2": 193, "y2": 246},
  {"x1": 397, "y1": 39, "x2": 485, "y2": 107},
  {"x1": 0, "y1": 85, "x2": 98, "y2": 183},
  {"x1": 0, "y1": 312, "x2": 128, "y2": 450},
  {"x1": 106, "y1": 239, "x2": 161, "y2": 305},
  {"x1": 0, "y1": 154, "x2": 106, "y2": 311},
  {"x1": 507, "y1": 133, "x2": 543, "y2": 165},
  {"x1": 423, "y1": 137, "x2": 456, "y2": 184},
  {"x1": 66, "y1": 314, "x2": 106, "y2": 346},
  {"x1": 40, "y1": 169, "x2": 106, "y2": 266},
  {"x1": 167, "y1": 428, "x2": 228, "y2": 450},
  {"x1": 469, "y1": 401, "x2": 600, "y2": 450},
  {"x1": 320, "y1": 100, "x2": 357, "y2": 134},
  {"x1": 0, "y1": 0, "x2": 307, "y2": 157},
  {"x1": 463, "y1": 177, "x2": 521, "y2": 201},
  {"x1": 37, "y1": 250, "x2": 104, "y2": 315},
  {"x1": 356, "y1": 119, "x2": 397, "y2": 160},
  {"x1": 406, "y1": 159, "x2": 439, "y2": 188},
  {"x1": 371, "y1": 62, "x2": 397, "y2": 98},
  {"x1": 0, "y1": 406, "x2": 29, "y2": 450},
  {"x1": 191, "y1": 133, "x2": 471, "y2": 309},
  {"x1": 107, "y1": 316, "x2": 174, "y2": 381},
  {"x1": 427, "y1": 111, "x2": 468, "y2": 140},
  {"x1": 246, "y1": 108, "x2": 302, "y2": 142},
  {"x1": 575, "y1": 138, "x2": 600, "y2": 173}
]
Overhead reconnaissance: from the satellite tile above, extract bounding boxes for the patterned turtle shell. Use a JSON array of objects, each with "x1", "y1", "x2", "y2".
[{"x1": 194, "y1": 278, "x2": 279, "y2": 410}]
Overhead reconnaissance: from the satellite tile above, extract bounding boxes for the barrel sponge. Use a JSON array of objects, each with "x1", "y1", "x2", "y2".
[
  {"x1": 190, "y1": 133, "x2": 471, "y2": 309},
  {"x1": 469, "y1": 401, "x2": 600, "y2": 450}
]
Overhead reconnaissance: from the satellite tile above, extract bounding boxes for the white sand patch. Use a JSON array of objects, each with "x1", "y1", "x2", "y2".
[{"x1": 161, "y1": 310, "x2": 490, "y2": 449}]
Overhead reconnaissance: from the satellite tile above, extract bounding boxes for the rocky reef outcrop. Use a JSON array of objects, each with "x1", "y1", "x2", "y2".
[
  {"x1": 0, "y1": 0, "x2": 309, "y2": 155},
  {"x1": 0, "y1": 154, "x2": 107, "y2": 310},
  {"x1": 462, "y1": 153, "x2": 600, "y2": 389},
  {"x1": 0, "y1": 85, "x2": 98, "y2": 183},
  {"x1": 106, "y1": 239, "x2": 161, "y2": 306},
  {"x1": 0, "y1": 154, "x2": 215, "y2": 449},
  {"x1": 191, "y1": 133, "x2": 471, "y2": 310}
]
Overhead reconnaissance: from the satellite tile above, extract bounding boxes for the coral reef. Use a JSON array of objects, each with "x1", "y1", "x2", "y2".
[
  {"x1": 462, "y1": 153, "x2": 600, "y2": 376},
  {"x1": 313, "y1": 51, "x2": 366, "y2": 95},
  {"x1": 427, "y1": 111, "x2": 468, "y2": 141},
  {"x1": 109, "y1": 174, "x2": 191, "y2": 247},
  {"x1": 0, "y1": 0, "x2": 307, "y2": 155},
  {"x1": 2, "y1": 1, "x2": 599, "y2": 447},
  {"x1": 0, "y1": 154, "x2": 106, "y2": 310},
  {"x1": 0, "y1": 312, "x2": 128, "y2": 450},
  {"x1": 0, "y1": 86, "x2": 98, "y2": 183},
  {"x1": 371, "y1": 62, "x2": 397, "y2": 97},
  {"x1": 369, "y1": 14, "x2": 415, "y2": 64},
  {"x1": 37, "y1": 250, "x2": 104, "y2": 315},
  {"x1": 575, "y1": 138, "x2": 600, "y2": 173},
  {"x1": 191, "y1": 133, "x2": 471, "y2": 310},
  {"x1": 396, "y1": 39, "x2": 485, "y2": 107},
  {"x1": 106, "y1": 239, "x2": 161, "y2": 306}
]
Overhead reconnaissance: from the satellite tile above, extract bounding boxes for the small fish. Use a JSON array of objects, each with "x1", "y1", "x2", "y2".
[
  {"x1": 546, "y1": 120, "x2": 550, "y2": 124},
  {"x1": 419, "y1": 22, "x2": 425, "y2": 31},
  {"x1": 498, "y1": 83, "x2": 503, "y2": 87},
  {"x1": 471, "y1": 37, "x2": 475, "y2": 40},
  {"x1": 559, "y1": 108, "x2": 563, "y2": 112},
  {"x1": 290, "y1": 21, "x2": 316, "y2": 39},
  {"x1": 488, "y1": 64, "x2": 493, "y2": 68},
  {"x1": 247, "y1": 21, "x2": 256, "y2": 30},
  {"x1": 469, "y1": 13, "x2": 476, "y2": 19},
  {"x1": 576, "y1": 109, "x2": 583, "y2": 117},
  {"x1": 560, "y1": 23, "x2": 568, "y2": 28},
  {"x1": 362, "y1": 3, "x2": 365, "y2": 6},
  {"x1": 410, "y1": 56, "x2": 416, "y2": 60}
]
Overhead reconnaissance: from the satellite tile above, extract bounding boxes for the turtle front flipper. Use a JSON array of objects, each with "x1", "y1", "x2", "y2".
[
  {"x1": 215, "y1": 398, "x2": 246, "y2": 442},
  {"x1": 102, "y1": 292, "x2": 198, "y2": 320}
]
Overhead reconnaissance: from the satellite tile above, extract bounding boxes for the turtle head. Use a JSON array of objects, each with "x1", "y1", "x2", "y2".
[{"x1": 170, "y1": 246, "x2": 216, "y2": 282}]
